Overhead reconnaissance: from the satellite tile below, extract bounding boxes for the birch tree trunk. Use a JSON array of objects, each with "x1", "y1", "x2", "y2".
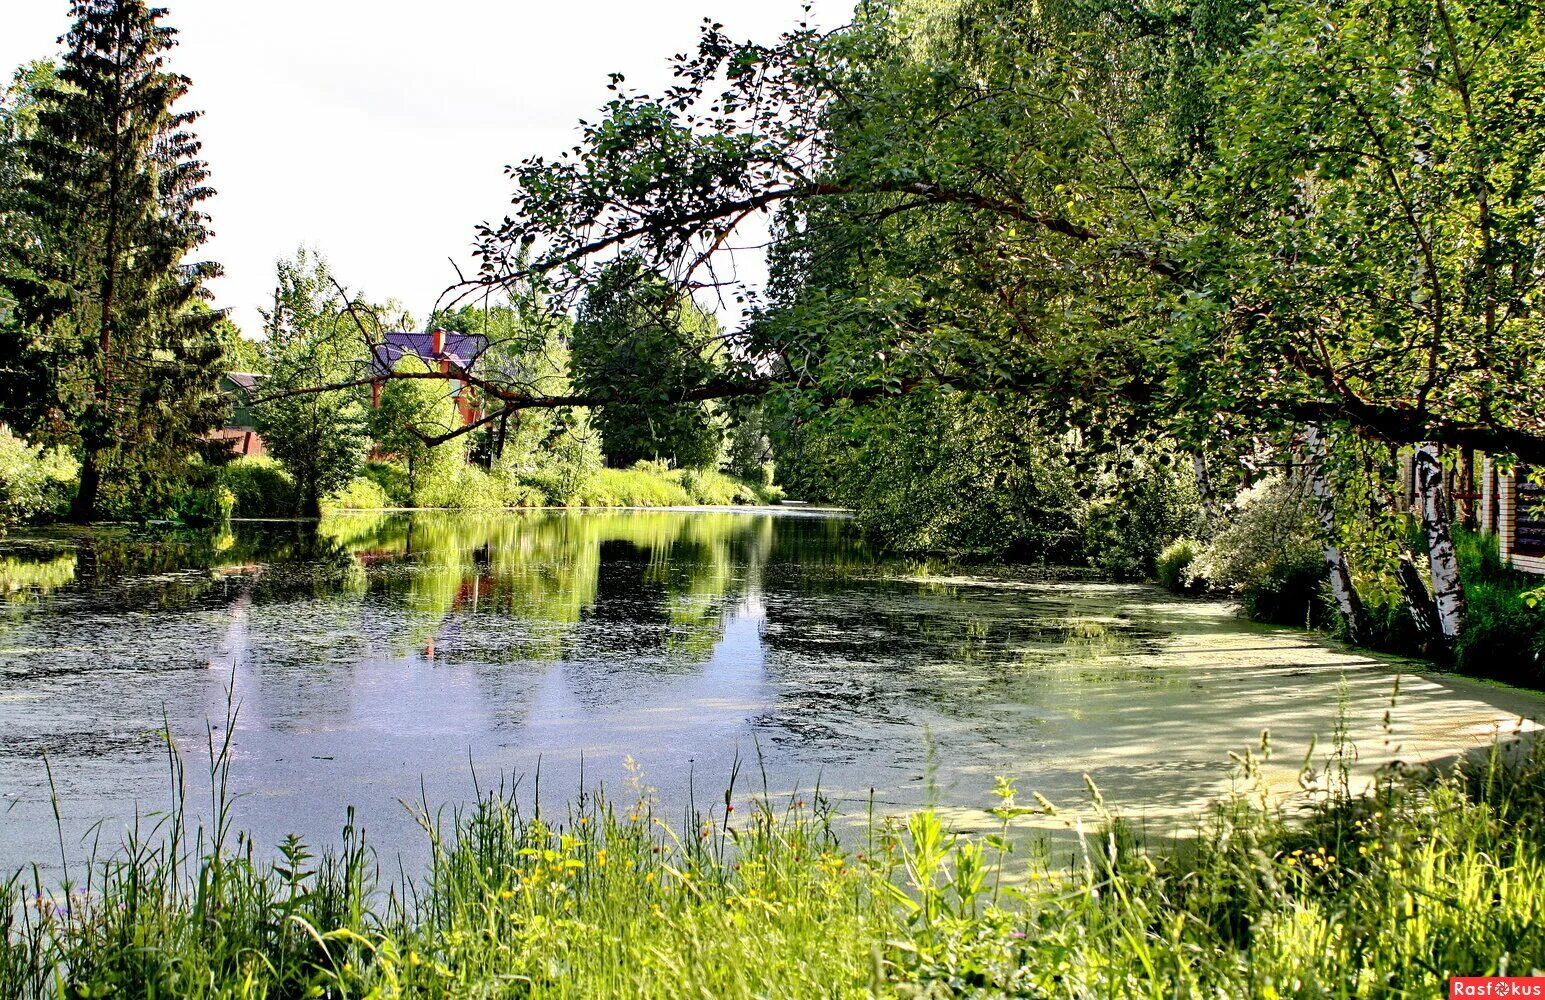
[
  {"x1": 1191, "y1": 452, "x2": 1218, "y2": 532},
  {"x1": 1305, "y1": 424, "x2": 1367, "y2": 643},
  {"x1": 1396, "y1": 551, "x2": 1439, "y2": 649},
  {"x1": 1415, "y1": 443, "x2": 1467, "y2": 645}
]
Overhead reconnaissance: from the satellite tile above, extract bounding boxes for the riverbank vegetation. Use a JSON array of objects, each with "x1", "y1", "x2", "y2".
[
  {"x1": 3, "y1": 723, "x2": 1541, "y2": 998},
  {"x1": 5, "y1": 0, "x2": 1545, "y2": 688}
]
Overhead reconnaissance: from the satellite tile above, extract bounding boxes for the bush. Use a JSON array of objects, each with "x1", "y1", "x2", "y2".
[
  {"x1": 1085, "y1": 457, "x2": 1204, "y2": 581},
  {"x1": 580, "y1": 464, "x2": 694, "y2": 508},
  {"x1": 0, "y1": 430, "x2": 77, "y2": 526},
  {"x1": 324, "y1": 476, "x2": 392, "y2": 511},
  {"x1": 500, "y1": 477, "x2": 551, "y2": 508},
  {"x1": 677, "y1": 467, "x2": 766, "y2": 505},
  {"x1": 1443, "y1": 530, "x2": 1545, "y2": 686},
  {"x1": 1453, "y1": 582, "x2": 1545, "y2": 686},
  {"x1": 1157, "y1": 538, "x2": 1203, "y2": 593},
  {"x1": 171, "y1": 484, "x2": 235, "y2": 525},
  {"x1": 363, "y1": 461, "x2": 411, "y2": 506},
  {"x1": 1192, "y1": 476, "x2": 1334, "y2": 628},
  {"x1": 220, "y1": 457, "x2": 297, "y2": 518}
]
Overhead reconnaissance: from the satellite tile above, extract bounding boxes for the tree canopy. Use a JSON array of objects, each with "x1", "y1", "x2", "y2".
[
  {"x1": 0, "y1": 0, "x2": 225, "y2": 520},
  {"x1": 441, "y1": 0, "x2": 1543, "y2": 470}
]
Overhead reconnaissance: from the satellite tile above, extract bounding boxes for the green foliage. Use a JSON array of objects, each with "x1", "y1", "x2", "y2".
[
  {"x1": 1085, "y1": 455, "x2": 1204, "y2": 581},
  {"x1": 576, "y1": 464, "x2": 694, "y2": 508},
  {"x1": 504, "y1": 407, "x2": 606, "y2": 506},
  {"x1": 1191, "y1": 476, "x2": 1332, "y2": 627},
  {"x1": 218, "y1": 319, "x2": 267, "y2": 374},
  {"x1": 1156, "y1": 538, "x2": 1202, "y2": 594},
  {"x1": 0, "y1": 1, "x2": 226, "y2": 521},
  {"x1": 1444, "y1": 530, "x2": 1545, "y2": 687},
  {"x1": 783, "y1": 393, "x2": 1088, "y2": 560},
  {"x1": 322, "y1": 475, "x2": 391, "y2": 512},
  {"x1": 571, "y1": 260, "x2": 725, "y2": 469},
  {"x1": 412, "y1": 463, "x2": 504, "y2": 510},
  {"x1": 1456, "y1": 527, "x2": 1510, "y2": 584},
  {"x1": 724, "y1": 402, "x2": 774, "y2": 484},
  {"x1": 362, "y1": 460, "x2": 410, "y2": 507},
  {"x1": 8, "y1": 726, "x2": 1545, "y2": 997},
  {"x1": 372, "y1": 353, "x2": 464, "y2": 504},
  {"x1": 431, "y1": 293, "x2": 571, "y2": 472},
  {"x1": 219, "y1": 457, "x2": 296, "y2": 518},
  {"x1": 167, "y1": 482, "x2": 234, "y2": 526},
  {"x1": 253, "y1": 249, "x2": 372, "y2": 517},
  {"x1": 0, "y1": 429, "x2": 77, "y2": 527},
  {"x1": 1454, "y1": 582, "x2": 1545, "y2": 687}
]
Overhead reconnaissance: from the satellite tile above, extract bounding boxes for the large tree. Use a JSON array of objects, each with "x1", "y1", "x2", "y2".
[
  {"x1": 570, "y1": 258, "x2": 725, "y2": 469},
  {"x1": 0, "y1": 0, "x2": 225, "y2": 521},
  {"x1": 254, "y1": 249, "x2": 370, "y2": 518}
]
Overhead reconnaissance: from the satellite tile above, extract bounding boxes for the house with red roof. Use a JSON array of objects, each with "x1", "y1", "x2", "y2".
[{"x1": 369, "y1": 328, "x2": 489, "y2": 426}]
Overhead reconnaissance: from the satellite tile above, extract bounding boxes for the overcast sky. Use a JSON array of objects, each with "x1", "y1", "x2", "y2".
[{"x1": 1, "y1": 1, "x2": 846, "y2": 334}]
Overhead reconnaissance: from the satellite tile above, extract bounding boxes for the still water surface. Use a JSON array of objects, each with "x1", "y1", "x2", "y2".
[{"x1": 1, "y1": 509, "x2": 1540, "y2": 876}]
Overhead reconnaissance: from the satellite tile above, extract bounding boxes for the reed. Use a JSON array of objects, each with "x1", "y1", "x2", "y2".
[{"x1": 4, "y1": 708, "x2": 1543, "y2": 998}]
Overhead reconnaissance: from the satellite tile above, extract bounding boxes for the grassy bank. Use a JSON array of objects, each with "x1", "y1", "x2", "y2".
[
  {"x1": 5, "y1": 727, "x2": 1544, "y2": 998},
  {"x1": 219, "y1": 457, "x2": 782, "y2": 518}
]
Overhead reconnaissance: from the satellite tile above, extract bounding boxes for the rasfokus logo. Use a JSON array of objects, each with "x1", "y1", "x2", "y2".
[{"x1": 1451, "y1": 979, "x2": 1545, "y2": 998}]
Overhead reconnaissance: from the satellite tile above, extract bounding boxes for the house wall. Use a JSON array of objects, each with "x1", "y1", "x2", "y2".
[
  {"x1": 210, "y1": 428, "x2": 266, "y2": 459},
  {"x1": 1489, "y1": 460, "x2": 1545, "y2": 575}
]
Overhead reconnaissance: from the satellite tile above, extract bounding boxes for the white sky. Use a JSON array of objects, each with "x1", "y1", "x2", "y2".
[{"x1": 1, "y1": 1, "x2": 847, "y2": 334}]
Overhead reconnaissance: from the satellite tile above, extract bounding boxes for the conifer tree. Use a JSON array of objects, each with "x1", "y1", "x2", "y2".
[{"x1": 0, "y1": 0, "x2": 225, "y2": 521}]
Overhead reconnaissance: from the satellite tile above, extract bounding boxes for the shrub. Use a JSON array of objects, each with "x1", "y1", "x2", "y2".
[
  {"x1": 1157, "y1": 538, "x2": 1203, "y2": 593},
  {"x1": 580, "y1": 465, "x2": 694, "y2": 508},
  {"x1": 220, "y1": 457, "x2": 297, "y2": 518},
  {"x1": 1085, "y1": 457, "x2": 1204, "y2": 581},
  {"x1": 500, "y1": 477, "x2": 550, "y2": 508},
  {"x1": 0, "y1": 430, "x2": 77, "y2": 526},
  {"x1": 1192, "y1": 476, "x2": 1333, "y2": 628},
  {"x1": 410, "y1": 464, "x2": 505, "y2": 509},
  {"x1": 362, "y1": 461, "x2": 411, "y2": 506},
  {"x1": 324, "y1": 476, "x2": 392, "y2": 511},
  {"x1": 521, "y1": 468, "x2": 577, "y2": 507},
  {"x1": 171, "y1": 484, "x2": 235, "y2": 525},
  {"x1": 1454, "y1": 583, "x2": 1545, "y2": 688},
  {"x1": 677, "y1": 468, "x2": 763, "y2": 505}
]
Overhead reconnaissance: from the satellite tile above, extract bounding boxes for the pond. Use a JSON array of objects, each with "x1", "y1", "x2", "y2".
[{"x1": 1, "y1": 509, "x2": 1541, "y2": 878}]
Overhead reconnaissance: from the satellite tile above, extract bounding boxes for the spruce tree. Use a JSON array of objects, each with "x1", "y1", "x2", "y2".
[{"x1": 0, "y1": 0, "x2": 225, "y2": 521}]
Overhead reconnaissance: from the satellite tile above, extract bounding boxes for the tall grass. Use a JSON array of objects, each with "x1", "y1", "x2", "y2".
[{"x1": 5, "y1": 713, "x2": 1544, "y2": 997}]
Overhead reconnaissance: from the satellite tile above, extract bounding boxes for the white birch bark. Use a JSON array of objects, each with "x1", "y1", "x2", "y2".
[
  {"x1": 1305, "y1": 424, "x2": 1366, "y2": 643},
  {"x1": 1415, "y1": 443, "x2": 1467, "y2": 644},
  {"x1": 1191, "y1": 452, "x2": 1218, "y2": 531},
  {"x1": 1395, "y1": 551, "x2": 1439, "y2": 646}
]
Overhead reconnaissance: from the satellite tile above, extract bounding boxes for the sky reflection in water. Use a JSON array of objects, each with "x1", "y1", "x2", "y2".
[{"x1": 1, "y1": 510, "x2": 1540, "y2": 876}]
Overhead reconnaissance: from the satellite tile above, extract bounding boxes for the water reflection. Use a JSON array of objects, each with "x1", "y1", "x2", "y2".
[{"x1": 0, "y1": 511, "x2": 1539, "y2": 879}]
